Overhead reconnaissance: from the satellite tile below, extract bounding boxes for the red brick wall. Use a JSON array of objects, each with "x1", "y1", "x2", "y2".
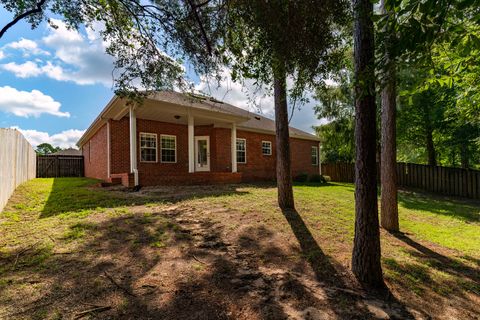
[
  {"x1": 212, "y1": 128, "x2": 231, "y2": 172},
  {"x1": 110, "y1": 118, "x2": 130, "y2": 174},
  {"x1": 235, "y1": 131, "x2": 320, "y2": 181},
  {"x1": 82, "y1": 124, "x2": 108, "y2": 180},
  {"x1": 86, "y1": 116, "x2": 320, "y2": 184},
  {"x1": 236, "y1": 130, "x2": 277, "y2": 181},
  {"x1": 136, "y1": 118, "x2": 189, "y2": 176},
  {"x1": 291, "y1": 137, "x2": 320, "y2": 177}
]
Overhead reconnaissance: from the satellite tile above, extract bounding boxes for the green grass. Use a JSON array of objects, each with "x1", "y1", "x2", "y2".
[
  {"x1": 0, "y1": 177, "x2": 478, "y2": 307},
  {"x1": 2, "y1": 178, "x2": 478, "y2": 256},
  {"x1": 300, "y1": 183, "x2": 479, "y2": 256}
]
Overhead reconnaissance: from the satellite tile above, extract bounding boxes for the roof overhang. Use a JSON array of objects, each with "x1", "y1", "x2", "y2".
[
  {"x1": 77, "y1": 96, "x2": 250, "y2": 147},
  {"x1": 236, "y1": 125, "x2": 321, "y2": 142}
]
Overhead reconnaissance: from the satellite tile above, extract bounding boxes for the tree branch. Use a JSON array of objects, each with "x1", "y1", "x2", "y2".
[
  {"x1": 186, "y1": 0, "x2": 213, "y2": 55},
  {"x1": 0, "y1": 0, "x2": 47, "y2": 39}
]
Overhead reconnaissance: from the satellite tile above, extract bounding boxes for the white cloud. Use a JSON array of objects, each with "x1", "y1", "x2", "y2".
[
  {"x1": 0, "y1": 50, "x2": 4, "y2": 60},
  {"x1": 11, "y1": 126, "x2": 84, "y2": 149},
  {"x1": 195, "y1": 69, "x2": 325, "y2": 133},
  {"x1": 0, "y1": 86, "x2": 70, "y2": 118},
  {"x1": 2, "y1": 61, "x2": 42, "y2": 78},
  {"x1": 6, "y1": 38, "x2": 50, "y2": 56},
  {"x1": 1, "y1": 19, "x2": 114, "y2": 86}
]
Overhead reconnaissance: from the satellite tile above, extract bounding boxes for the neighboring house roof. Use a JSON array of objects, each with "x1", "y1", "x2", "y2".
[
  {"x1": 51, "y1": 148, "x2": 82, "y2": 156},
  {"x1": 77, "y1": 90, "x2": 319, "y2": 147}
]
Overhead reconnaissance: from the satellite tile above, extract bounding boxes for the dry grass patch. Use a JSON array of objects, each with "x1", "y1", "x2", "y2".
[{"x1": 0, "y1": 178, "x2": 478, "y2": 319}]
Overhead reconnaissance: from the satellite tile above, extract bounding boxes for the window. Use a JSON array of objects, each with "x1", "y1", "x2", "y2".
[
  {"x1": 236, "y1": 138, "x2": 246, "y2": 163},
  {"x1": 311, "y1": 146, "x2": 318, "y2": 165},
  {"x1": 262, "y1": 141, "x2": 272, "y2": 155},
  {"x1": 161, "y1": 135, "x2": 176, "y2": 163},
  {"x1": 140, "y1": 133, "x2": 157, "y2": 162}
]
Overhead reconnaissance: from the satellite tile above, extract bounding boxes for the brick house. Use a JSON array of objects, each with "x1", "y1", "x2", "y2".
[{"x1": 77, "y1": 91, "x2": 321, "y2": 187}]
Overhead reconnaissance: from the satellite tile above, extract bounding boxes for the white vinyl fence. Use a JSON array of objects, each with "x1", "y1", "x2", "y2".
[{"x1": 0, "y1": 128, "x2": 36, "y2": 212}]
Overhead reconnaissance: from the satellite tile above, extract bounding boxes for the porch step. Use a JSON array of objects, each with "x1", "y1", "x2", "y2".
[{"x1": 101, "y1": 177, "x2": 124, "y2": 188}]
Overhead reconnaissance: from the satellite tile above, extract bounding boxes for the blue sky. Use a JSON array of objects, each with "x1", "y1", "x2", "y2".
[{"x1": 0, "y1": 8, "x2": 324, "y2": 148}]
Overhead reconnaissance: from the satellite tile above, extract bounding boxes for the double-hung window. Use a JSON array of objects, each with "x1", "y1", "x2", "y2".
[
  {"x1": 311, "y1": 146, "x2": 319, "y2": 165},
  {"x1": 161, "y1": 135, "x2": 176, "y2": 163},
  {"x1": 140, "y1": 133, "x2": 157, "y2": 162},
  {"x1": 262, "y1": 141, "x2": 272, "y2": 155},
  {"x1": 236, "y1": 138, "x2": 246, "y2": 164}
]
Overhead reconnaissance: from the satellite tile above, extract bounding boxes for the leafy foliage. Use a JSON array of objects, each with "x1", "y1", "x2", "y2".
[
  {"x1": 217, "y1": 0, "x2": 351, "y2": 100},
  {"x1": 36, "y1": 143, "x2": 61, "y2": 155}
]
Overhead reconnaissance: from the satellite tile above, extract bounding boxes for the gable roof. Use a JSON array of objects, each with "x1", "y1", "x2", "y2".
[
  {"x1": 51, "y1": 148, "x2": 82, "y2": 156},
  {"x1": 149, "y1": 91, "x2": 319, "y2": 140},
  {"x1": 77, "y1": 91, "x2": 319, "y2": 147}
]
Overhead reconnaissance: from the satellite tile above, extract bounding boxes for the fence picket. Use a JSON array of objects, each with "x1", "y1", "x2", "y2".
[
  {"x1": 320, "y1": 162, "x2": 480, "y2": 199},
  {"x1": 36, "y1": 155, "x2": 84, "y2": 178}
]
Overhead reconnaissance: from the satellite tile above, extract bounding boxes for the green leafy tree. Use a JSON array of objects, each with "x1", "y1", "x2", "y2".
[
  {"x1": 313, "y1": 51, "x2": 355, "y2": 163},
  {"x1": 209, "y1": 1, "x2": 350, "y2": 209},
  {"x1": 0, "y1": 0, "x2": 216, "y2": 95},
  {"x1": 36, "y1": 143, "x2": 60, "y2": 155}
]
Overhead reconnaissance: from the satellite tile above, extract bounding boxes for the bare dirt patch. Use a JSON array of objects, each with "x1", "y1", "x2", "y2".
[{"x1": 0, "y1": 180, "x2": 478, "y2": 319}]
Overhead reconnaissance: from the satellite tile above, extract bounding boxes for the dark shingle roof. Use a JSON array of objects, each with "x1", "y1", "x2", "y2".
[
  {"x1": 148, "y1": 91, "x2": 319, "y2": 141},
  {"x1": 51, "y1": 148, "x2": 82, "y2": 156}
]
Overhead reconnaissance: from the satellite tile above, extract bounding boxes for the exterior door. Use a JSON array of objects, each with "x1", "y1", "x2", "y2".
[{"x1": 194, "y1": 136, "x2": 210, "y2": 172}]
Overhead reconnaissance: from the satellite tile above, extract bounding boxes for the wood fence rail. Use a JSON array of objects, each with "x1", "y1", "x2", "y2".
[
  {"x1": 36, "y1": 155, "x2": 84, "y2": 178},
  {"x1": 321, "y1": 162, "x2": 480, "y2": 199}
]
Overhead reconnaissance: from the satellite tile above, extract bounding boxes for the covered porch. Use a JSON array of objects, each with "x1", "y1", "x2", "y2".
[{"x1": 106, "y1": 96, "x2": 248, "y2": 187}]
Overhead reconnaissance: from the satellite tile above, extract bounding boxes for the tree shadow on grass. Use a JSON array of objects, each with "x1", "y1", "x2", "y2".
[
  {"x1": 0, "y1": 205, "x2": 292, "y2": 319},
  {"x1": 392, "y1": 232, "x2": 480, "y2": 289},
  {"x1": 281, "y1": 208, "x2": 415, "y2": 319},
  {"x1": 40, "y1": 178, "x2": 251, "y2": 218},
  {"x1": 397, "y1": 191, "x2": 480, "y2": 223}
]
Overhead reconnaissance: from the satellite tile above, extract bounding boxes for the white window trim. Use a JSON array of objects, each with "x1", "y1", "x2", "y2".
[
  {"x1": 236, "y1": 138, "x2": 247, "y2": 164},
  {"x1": 139, "y1": 132, "x2": 158, "y2": 163},
  {"x1": 160, "y1": 134, "x2": 177, "y2": 163},
  {"x1": 311, "y1": 146, "x2": 319, "y2": 166},
  {"x1": 261, "y1": 140, "x2": 272, "y2": 156}
]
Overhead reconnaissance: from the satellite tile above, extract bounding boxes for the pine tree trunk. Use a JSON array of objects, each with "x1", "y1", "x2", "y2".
[
  {"x1": 273, "y1": 60, "x2": 295, "y2": 210},
  {"x1": 460, "y1": 144, "x2": 469, "y2": 169},
  {"x1": 423, "y1": 105, "x2": 437, "y2": 166},
  {"x1": 352, "y1": 0, "x2": 385, "y2": 289},
  {"x1": 426, "y1": 129, "x2": 436, "y2": 166},
  {"x1": 380, "y1": 0, "x2": 399, "y2": 232}
]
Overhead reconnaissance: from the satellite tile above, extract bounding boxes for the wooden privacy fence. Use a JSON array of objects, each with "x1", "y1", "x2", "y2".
[
  {"x1": 36, "y1": 155, "x2": 84, "y2": 178},
  {"x1": 0, "y1": 128, "x2": 36, "y2": 211},
  {"x1": 321, "y1": 162, "x2": 480, "y2": 199}
]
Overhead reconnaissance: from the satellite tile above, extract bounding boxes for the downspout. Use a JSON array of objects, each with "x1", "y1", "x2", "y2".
[
  {"x1": 107, "y1": 120, "x2": 111, "y2": 179},
  {"x1": 129, "y1": 105, "x2": 139, "y2": 186},
  {"x1": 318, "y1": 143, "x2": 322, "y2": 175}
]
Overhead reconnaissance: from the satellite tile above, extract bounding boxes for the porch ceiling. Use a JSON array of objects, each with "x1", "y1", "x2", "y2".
[{"x1": 134, "y1": 98, "x2": 248, "y2": 126}]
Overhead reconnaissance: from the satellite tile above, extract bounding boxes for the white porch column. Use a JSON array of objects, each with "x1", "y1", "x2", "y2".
[
  {"x1": 129, "y1": 105, "x2": 139, "y2": 185},
  {"x1": 231, "y1": 123, "x2": 237, "y2": 173},
  {"x1": 318, "y1": 142, "x2": 322, "y2": 175},
  {"x1": 107, "y1": 120, "x2": 111, "y2": 178},
  {"x1": 188, "y1": 113, "x2": 195, "y2": 173}
]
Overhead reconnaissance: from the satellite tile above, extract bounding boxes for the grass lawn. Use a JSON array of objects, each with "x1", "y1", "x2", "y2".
[{"x1": 0, "y1": 178, "x2": 478, "y2": 319}]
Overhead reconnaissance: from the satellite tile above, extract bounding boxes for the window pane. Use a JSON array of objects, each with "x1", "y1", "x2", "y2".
[
  {"x1": 161, "y1": 136, "x2": 176, "y2": 162},
  {"x1": 237, "y1": 152, "x2": 245, "y2": 163},
  {"x1": 262, "y1": 141, "x2": 271, "y2": 155},
  {"x1": 236, "y1": 139, "x2": 246, "y2": 163},
  {"x1": 311, "y1": 147, "x2": 318, "y2": 165},
  {"x1": 162, "y1": 137, "x2": 175, "y2": 149},
  {"x1": 140, "y1": 133, "x2": 157, "y2": 162},
  {"x1": 141, "y1": 148, "x2": 156, "y2": 162},
  {"x1": 162, "y1": 149, "x2": 176, "y2": 162}
]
